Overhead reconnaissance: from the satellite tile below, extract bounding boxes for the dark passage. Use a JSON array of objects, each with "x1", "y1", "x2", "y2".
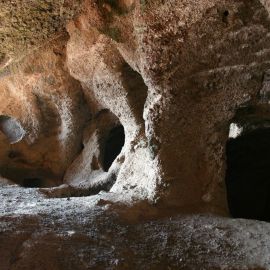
[
  {"x1": 0, "y1": 166, "x2": 60, "y2": 188},
  {"x1": 103, "y1": 125, "x2": 125, "y2": 172},
  {"x1": 22, "y1": 178, "x2": 42, "y2": 188},
  {"x1": 226, "y1": 128, "x2": 270, "y2": 221}
]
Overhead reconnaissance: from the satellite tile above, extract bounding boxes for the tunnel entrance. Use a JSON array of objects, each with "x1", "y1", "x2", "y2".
[
  {"x1": 226, "y1": 127, "x2": 270, "y2": 221},
  {"x1": 0, "y1": 166, "x2": 60, "y2": 188},
  {"x1": 22, "y1": 178, "x2": 42, "y2": 188},
  {"x1": 103, "y1": 125, "x2": 125, "y2": 172}
]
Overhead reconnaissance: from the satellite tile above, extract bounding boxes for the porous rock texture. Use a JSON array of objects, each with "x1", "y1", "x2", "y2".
[
  {"x1": 0, "y1": 0, "x2": 82, "y2": 70},
  {"x1": 2, "y1": 186, "x2": 270, "y2": 270},
  {"x1": 0, "y1": 36, "x2": 89, "y2": 187},
  {"x1": 1, "y1": 0, "x2": 270, "y2": 269}
]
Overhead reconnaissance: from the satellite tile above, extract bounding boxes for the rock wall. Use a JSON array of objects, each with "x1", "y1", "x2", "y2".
[
  {"x1": 0, "y1": 0, "x2": 82, "y2": 70},
  {"x1": 0, "y1": 0, "x2": 270, "y2": 213},
  {"x1": 1, "y1": 1, "x2": 270, "y2": 268},
  {"x1": 63, "y1": 0, "x2": 270, "y2": 215},
  {"x1": 0, "y1": 36, "x2": 89, "y2": 187}
]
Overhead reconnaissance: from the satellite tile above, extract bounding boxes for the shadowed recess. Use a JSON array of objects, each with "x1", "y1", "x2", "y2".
[
  {"x1": 103, "y1": 125, "x2": 125, "y2": 172},
  {"x1": 22, "y1": 178, "x2": 42, "y2": 188},
  {"x1": 0, "y1": 166, "x2": 61, "y2": 188},
  {"x1": 122, "y1": 63, "x2": 148, "y2": 123},
  {"x1": 226, "y1": 128, "x2": 270, "y2": 221}
]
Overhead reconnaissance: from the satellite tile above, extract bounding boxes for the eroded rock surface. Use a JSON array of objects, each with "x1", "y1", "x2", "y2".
[
  {"x1": 60, "y1": 0, "x2": 270, "y2": 214},
  {"x1": 1, "y1": 186, "x2": 270, "y2": 270},
  {"x1": 1, "y1": 0, "x2": 270, "y2": 269},
  {"x1": 0, "y1": 37, "x2": 89, "y2": 187},
  {"x1": 0, "y1": 0, "x2": 82, "y2": 70}
]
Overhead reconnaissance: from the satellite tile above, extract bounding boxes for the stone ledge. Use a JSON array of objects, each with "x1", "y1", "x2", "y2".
[{"x1": 0, "y1": 187, "x2": 269, "y2": 270}]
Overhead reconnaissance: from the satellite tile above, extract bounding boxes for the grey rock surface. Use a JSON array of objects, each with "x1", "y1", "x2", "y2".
[{"x1": 1, "y1": 186, "x2": 270, "y2": 270}]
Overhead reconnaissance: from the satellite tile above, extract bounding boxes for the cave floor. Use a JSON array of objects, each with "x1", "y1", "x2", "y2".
[{"x1": 1, "y1": 186, "x2": 270, "y2": 270}]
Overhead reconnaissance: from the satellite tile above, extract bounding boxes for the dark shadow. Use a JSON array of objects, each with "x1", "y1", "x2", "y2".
[
  {"x1": 122, "y1": 63, "x2": 148, "y2": 124},
  {"x1": 0, "y1": 166, "x2": 60, "y2": 188},
  {"x1": 22, "y1": 178, "x2": 42, "y2": 188},
  {"x1": 226, "y1": 128, "x2": 270, "y2": 221},
  {"x1": 103, "y1": 125, "x2": 125, "y2": 172}
]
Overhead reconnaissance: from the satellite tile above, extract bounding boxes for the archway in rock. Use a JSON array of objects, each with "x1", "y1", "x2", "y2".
[
  {"x1": 22, "y1": 178, "x2": 43, "y2": 188},
  {"x1": 103, "y1": 125, "x2": 125, "y2": 172},
  {"x1": 226, "y1": 127, "x2": 270, "y2": 221}
]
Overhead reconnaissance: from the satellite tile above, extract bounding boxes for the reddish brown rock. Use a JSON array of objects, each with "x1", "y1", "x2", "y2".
[
  {"x1": 62, "y1": 0, "x2": 270, "y2": 215},
  {"x1": 0, "y1": 37, "x2": 89, "y2": 187}
]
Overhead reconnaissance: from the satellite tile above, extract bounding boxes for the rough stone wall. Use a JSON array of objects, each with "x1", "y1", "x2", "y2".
[
  {"x1": 1, "y1": 0, "x2": 270, "y2": 269},
  {"x1": 64, "y1": 12, "x2": 158, "y2": 201},
  {"x1": 0, "y1": 0, "x2": 82, "y2": 70},
  {"x1": 0, "y1": 36, "x2": 89, "y2": 187},
  {"x1": 132, "y1": 0, "x2": 270, "y2": 212},
  {"x1": 0, "y1": 0, "x2": 270, "y2": 217},
  {"x1": 61, "y1": 0, "x2": 270, "y2": 215}
]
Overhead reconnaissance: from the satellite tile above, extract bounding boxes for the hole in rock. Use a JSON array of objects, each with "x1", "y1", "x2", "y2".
[
  {"x1": 223, "y1": 10, "x2": 229, "y2": 17},
  {"x1": 0, "y1": 115, "x2": 26, "y2": 144},
  {"x1": 222, "y1": 10, "x2": 230, "y2": 23},
  {"x1": 0, "y1": 166, "x2": 60, "y2": 188},
  {"x1": 8, "y1": 150, "x2": 21, "y2": 159},
  {"x1": 22, "y1": 178, "x2": 42, "y2": 188},
  {"x1": 103, "y1": 125, "x2": 125, "y2": 172},
  {"x1": 226, "y1": 127, "x2": 270, "y2": 221}
]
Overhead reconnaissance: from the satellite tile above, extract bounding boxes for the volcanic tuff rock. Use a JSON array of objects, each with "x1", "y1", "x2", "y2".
[{"x1": 1, "y1": 0, "x2": 270, "y2": 269}]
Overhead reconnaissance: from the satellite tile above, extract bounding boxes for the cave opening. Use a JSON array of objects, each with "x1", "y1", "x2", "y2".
[
  {"x1": 0, "y1": 165, "x2": 60, "y2": 188},
  {"x1": 226, "y1": 127, "x2": 270, "y2": 222},
  {"x1": 103, "y1": 125, "x2": 125, "y2": 172},
  {"x1": 22, "y1": 178, "x2": 42, "y2": 188}
]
